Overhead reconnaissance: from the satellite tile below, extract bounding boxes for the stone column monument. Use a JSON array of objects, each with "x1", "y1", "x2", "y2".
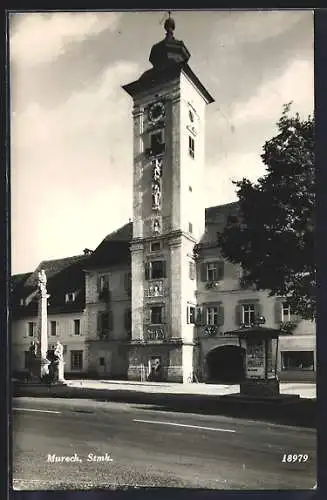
[
  {"x1": 53, "y1": 340, "x2": 65, "y2": 383},
  {"x1": 37, "y1": 269, "x2": 51, "y2": 379}
]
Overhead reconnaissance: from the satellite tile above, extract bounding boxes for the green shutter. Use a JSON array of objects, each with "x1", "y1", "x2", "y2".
[
  {"x1": 217, "y1": 261, "x2": 225, "y2": 280},
  {"x1": 144, "y1": 262, "x2": 149, "y2": 280},
  {"x1": 200, "y1": 263, "x2": 207, "y2": 281},
  {"x1": 218, "y1": 304, "x2": 225, "y2": 326},
  {"x1": 274, "y1": 300, "x2": 282, "y2": 324},
  {"x1": 254, "y1": 302, "x2": 262, "y2": 319},
  {"x1": 235, "y1": 304, "x2": 243, "y2": 326}
]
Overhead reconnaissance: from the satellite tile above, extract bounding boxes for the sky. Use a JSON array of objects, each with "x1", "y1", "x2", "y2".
[{"x1": 9, "y1": 10, "x2": 314, "y2": 275}]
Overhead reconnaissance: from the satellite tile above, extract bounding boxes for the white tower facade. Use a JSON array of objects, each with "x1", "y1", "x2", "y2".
[{"x1": 123, "y1": 16, "x2": 214, "y2": 382}]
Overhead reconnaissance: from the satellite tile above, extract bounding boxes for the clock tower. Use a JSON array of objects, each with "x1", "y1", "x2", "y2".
[{"x1": 122, "y1": 15, "x2": 214, "y2": 382}]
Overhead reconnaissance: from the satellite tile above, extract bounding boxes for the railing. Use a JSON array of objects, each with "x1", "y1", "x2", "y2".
[
  {"x1": 144, "y1": 326, "x2": 167, "y2": 341},
  {"x1": 205, "y1": 281, "x2": 221, "y2": 290},
  {"x1": 144, "y1": 280, "x2": 165, "y2": 298}
]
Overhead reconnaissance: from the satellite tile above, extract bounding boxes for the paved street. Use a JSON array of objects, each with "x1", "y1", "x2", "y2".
[{"x1": 12, "y1": 397, "x2": 316, "y2": 490}]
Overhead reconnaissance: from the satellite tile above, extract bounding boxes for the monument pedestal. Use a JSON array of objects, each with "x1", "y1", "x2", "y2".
[{"x1": 240, "y1": 378, "x2": 280, "y2": 397}]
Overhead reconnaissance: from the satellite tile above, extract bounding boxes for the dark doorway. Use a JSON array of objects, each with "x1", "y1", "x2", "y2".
[{"x1": 206, "y1": 345, "x2": 246, "y2": 383}]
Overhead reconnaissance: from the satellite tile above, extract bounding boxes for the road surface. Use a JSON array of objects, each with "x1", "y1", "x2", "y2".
[{"x1": 12, "y1": 397, "x2": 316, "y2": 490}]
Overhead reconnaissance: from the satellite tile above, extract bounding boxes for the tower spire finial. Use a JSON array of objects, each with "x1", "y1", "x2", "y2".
[{"x1": 164, "y1": 10, "x2": 175, "y2": 38}]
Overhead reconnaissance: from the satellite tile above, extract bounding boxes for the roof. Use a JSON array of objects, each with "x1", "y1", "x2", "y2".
[
  {"x1": 11, "y1": 254, "x2": 89, "y2": 318},
  {"x1": 84, "y1": 222, "x2": 132, "y2": 270},
  {"x1": 123, "y1": 62, "x2": 214, "y2": 104}
]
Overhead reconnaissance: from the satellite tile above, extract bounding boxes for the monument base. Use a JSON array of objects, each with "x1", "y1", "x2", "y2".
[{"x1": 240, "y1": 378, "x2": 280, "y2": 397}]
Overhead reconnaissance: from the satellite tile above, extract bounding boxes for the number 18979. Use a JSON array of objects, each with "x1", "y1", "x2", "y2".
[{"x1": 282, "y1": 454, "x2": 309, "y2": 463}]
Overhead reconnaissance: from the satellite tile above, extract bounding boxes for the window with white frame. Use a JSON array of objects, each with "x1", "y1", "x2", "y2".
[
  {"x1": 207, "y1": 306, "x2": 218, "y2": 325},
  {"x1": 150, "y1": 241, "x2": 161, "y2": 252},
  {"x1": 71, "y1": 350, "x2": 83, "y2": 370},
  {"x1": 207, "y1": 262, "x2": 218, "y2": 281},
  {"x1": 28, "y1": 322, "x2": 36, "y2": 337},
  {"x1": 50, "y1": 321, "x2": 57, "y2": 336},
  {"x1": 242, "y1": 304, "x2": 255, "y2": 326},
  {"x1": 146, "y1": 260, "x2": 166, "y2": 280},
  {"x1": 74, "y1": 319, "x2": 80, "y2": 336},
  {"x1": 150, "y1": 306, "x2": 163, "y2": 325},
  {"x1": 187, "y1": 306, "x2": 196, "y2": 324},
  {"x1": 281, "y1": 303, "x2": 291, "y2": 322},
  {"x1": 65, "y1": 292, "x2": 76, "y2": 303}
]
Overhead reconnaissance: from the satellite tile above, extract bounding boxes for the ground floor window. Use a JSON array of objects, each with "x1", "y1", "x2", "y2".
[
  {"x1": 70, "y1": 350, "x2": 83, "y2": 370},
  {"x1": 99, "y1": 357, "x2": 105, "y2": 366},
  {"x1": 281, "y1": 351, "x2": 314, "y2": 371}
]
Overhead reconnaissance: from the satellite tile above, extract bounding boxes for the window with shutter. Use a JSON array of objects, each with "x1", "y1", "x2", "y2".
[
  {"x1": 186, "y1": 305, "x2": 196, "y2": 324},
  {"x1": 235, "y1": 304, "x2": 243, "y2": 326}
]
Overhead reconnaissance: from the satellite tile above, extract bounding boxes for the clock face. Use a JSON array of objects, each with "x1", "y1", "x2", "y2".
[{"x1": 148, "y1": 101, "x2": 165, "y2": 123}]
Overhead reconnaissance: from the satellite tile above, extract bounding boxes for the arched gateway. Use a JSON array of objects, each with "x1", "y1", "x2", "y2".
[{"x1": 206, "y1": 345, "x2": 246, "y2": 383}]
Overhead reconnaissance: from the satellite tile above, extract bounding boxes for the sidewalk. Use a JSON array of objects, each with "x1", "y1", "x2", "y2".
[{"x1": 66, "y1": 379, "x2": 316, "y2": 400}]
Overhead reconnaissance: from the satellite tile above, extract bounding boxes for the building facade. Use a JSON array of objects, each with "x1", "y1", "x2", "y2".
[{"x1": 11, "y1": 20, "x2": 316, "y2": 383}]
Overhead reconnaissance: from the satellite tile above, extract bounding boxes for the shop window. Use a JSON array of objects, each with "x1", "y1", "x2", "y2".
[{"x1": 281, "y1": 351, "x2": 314, "y2": 371}]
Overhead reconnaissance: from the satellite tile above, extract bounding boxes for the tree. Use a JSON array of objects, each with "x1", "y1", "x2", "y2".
[{"x1": 218, "y1": 103, "x2": 315, "y2": 320}]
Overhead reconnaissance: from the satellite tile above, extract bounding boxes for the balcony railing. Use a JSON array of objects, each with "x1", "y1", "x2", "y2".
[
  {"x1": 144, "y1": 326, "x2": 167, "y2": 342},
  {"x1": 144, "y1": 280, "x2": 165, "y2": 298},
  {"x1": 205, "y1": 281, "x2": 221, "y2": 290}
]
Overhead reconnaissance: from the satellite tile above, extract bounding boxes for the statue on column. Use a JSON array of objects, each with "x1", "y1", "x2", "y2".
[
  {"x1": 153, "y1": 217, "x2": 161, "y2": 234},
  {"x1": 38, "y1": 269, "x2": 47, "y2": 295},
  {"x1": 152, "y1": 183, "x2": 161, "y2": 209}
]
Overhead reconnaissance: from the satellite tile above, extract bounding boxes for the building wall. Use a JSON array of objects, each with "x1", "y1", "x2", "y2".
[
  {"x1": 12, "y1": 311, "x2": 87, "y2": 375},
  {"x1": 84, "y1": 266, "x2": 131, "y2": 377}
]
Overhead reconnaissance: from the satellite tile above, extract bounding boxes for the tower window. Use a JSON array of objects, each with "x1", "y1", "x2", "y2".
[
  {"x1": 74, "y1": 319, "x2": 81, "y2": 336},
  {"x1": 150, "y1": 306, "x2": 163, "y2": 325},
  {"x1": 188, "y1": 222, "x2": 193, "y2": 233},
  {"x1": 145, "y1": 260, "x2": 166, "y2": 280},
  {"x1": 150, "y1": 130, "x2": 165, "y2": 155},
  {"x1": 189, "y1": 136, "x2": 195, "y2": 158},
  {"x1": 189, "y1": 186, "x2": 192, "y2": 192},
  {"x1": 150, "y1": 241, "x2": 161, "y2": 252}
]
